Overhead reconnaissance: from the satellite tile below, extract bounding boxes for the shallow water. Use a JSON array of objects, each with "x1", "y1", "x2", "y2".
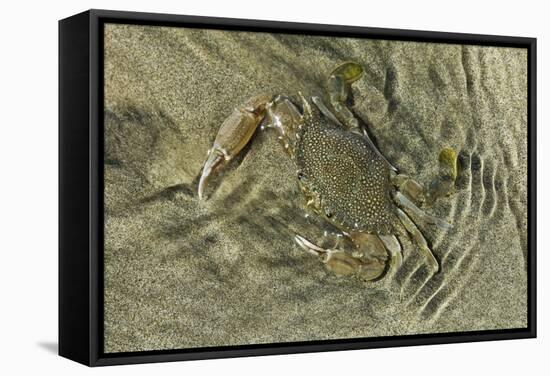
[{"x1": 103, "y1": 24, "x2": 528, "y2": 352}]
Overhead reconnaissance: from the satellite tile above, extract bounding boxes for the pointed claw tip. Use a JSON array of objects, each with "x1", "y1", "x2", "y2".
[
  {"x1": 197, "y1": 150, "x2": 226, "y2": 201},
  {"x1": 197, "y1": 170, "x2": 208, "y2": 200},
  {"x1": 295, "y1": 235, "x2": 326, "y2": 257},
  {"x1": 294, "y1": 235, "x2": 307, "y2": 250}
]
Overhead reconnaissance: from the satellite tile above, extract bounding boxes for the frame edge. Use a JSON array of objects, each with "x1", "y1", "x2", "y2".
[{"x1": 58, "y1": 10, "x2": 93, "y2": 367}]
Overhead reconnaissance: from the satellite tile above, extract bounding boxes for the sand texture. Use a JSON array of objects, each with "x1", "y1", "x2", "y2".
[{"x1": 103, "y1": 24, "x2": 528, "y2": 353}]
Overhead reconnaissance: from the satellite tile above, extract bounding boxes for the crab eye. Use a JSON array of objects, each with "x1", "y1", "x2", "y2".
[{"x1": 297, "y1": 172, "x2": 305, "y2": 180}]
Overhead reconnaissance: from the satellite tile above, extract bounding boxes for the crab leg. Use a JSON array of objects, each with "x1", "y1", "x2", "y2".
[
  {"x1": 392, "y1": 147, "x2": 458, "y2": 205},
  {"x1": 426, "y1": 147, "x2": 458, "y2": 204},
  {"x1": 394, "y1": 191, "x2": 452, "y2": 230},
  {"x1": 396, "y1": 208, "x2": 439, "y2": 273},
  {"x1": 391, "y1": 171, "x2": 427, "y2": 204},
  {"x1": 198, "y1": 94, "x2": 273, "y2": 199},
  {"x1": 295, "y1": 234, "x2": 387, "y2": 281},
  {"x1": 262, "y1": 95, "x2": 305, "y2": 158},
  {"x1": 294, "y1": 234, "x2": 328, "y2": 257},
  {"x1": 326, "y1": 61, "x2": 364, "y2": 132},
  {"x1": 295, "y1": 234, "x2": 368, "y2": 278},
  {"x1": 379, "y1": 235, "x2": 403, "y2": 270},
  {"x1": 326, "y1": 62, "x2": 397, "y2": 172}
]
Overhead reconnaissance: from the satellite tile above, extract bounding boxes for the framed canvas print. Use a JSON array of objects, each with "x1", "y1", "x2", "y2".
[{"x1": 59, "y1": 9, "x2": 536, "y2": 366}]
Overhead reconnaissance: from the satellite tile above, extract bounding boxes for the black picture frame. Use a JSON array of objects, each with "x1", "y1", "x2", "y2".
[{"x1": 59, "y1": 9, "x2": 537, "y2": 367}]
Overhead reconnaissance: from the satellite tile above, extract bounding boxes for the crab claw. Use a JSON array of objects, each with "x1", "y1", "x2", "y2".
[
  {"x1": 295, "y1": 234, "x2": 357, "y2": 275},
  {"x1": 295, "y1": 234, "x2": 384, "y2": 280},
  {"x1": 198, "y1": 94, "x2": 273, "y2": 200},
  {"x1": 295, "y1": 234, "x2": 328, "y2": 257},
  {"x1": 198, "y1": 147, "x2": 228, "y2": 200}
]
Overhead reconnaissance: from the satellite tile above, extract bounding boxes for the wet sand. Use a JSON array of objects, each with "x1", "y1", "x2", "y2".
[{"x1": 103, "y1": 23, "x2": 528, "y2": 353}]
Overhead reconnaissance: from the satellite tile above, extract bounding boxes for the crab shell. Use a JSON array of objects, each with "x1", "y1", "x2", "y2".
[{"x1": 295, "y1": 101, "x2": 399, "y2": 236}]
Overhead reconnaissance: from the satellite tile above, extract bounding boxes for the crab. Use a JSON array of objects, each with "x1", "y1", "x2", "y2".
[{"x1": 197, "y1": 62, "x2": 458, "y2": 282}]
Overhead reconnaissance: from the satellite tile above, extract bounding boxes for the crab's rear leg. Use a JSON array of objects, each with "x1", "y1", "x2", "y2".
[
  {"x1": 426, "y1": 147, "x2": 458, "y2": 204},
  {"x1": 394, "y1": 191, "x2": 452, "y2": 230},
  {"x1": 198, "y1": 94, "x2": 273, "y2": 199},
  {"x1": 326, "y1": 62, "x2": 397, "y2": 171},
  {"x1": 396, "y1": 208, "x2": 439, "y2": 274},
  {"x1": 326, "y1": 61, "x2": 364, "y2": 132},
  {"x1": 391, "y1": 147, "x2": 459, "y2": 206}
]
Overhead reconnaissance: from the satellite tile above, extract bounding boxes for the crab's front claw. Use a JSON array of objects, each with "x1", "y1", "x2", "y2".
[
  {"x1": 198, "y1": 94, "x2": 273, "y2": 200},
  {"x1": 198, "y1": 147, "x2": 227, "y2": 200},
  {"x1": 295, "y1": 235, "x2": 385, "y2": 281}
]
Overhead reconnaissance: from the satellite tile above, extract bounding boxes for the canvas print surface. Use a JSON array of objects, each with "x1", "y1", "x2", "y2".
[{"x1": 103, "y1": 23, "x2": 528, "y2": 353}]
